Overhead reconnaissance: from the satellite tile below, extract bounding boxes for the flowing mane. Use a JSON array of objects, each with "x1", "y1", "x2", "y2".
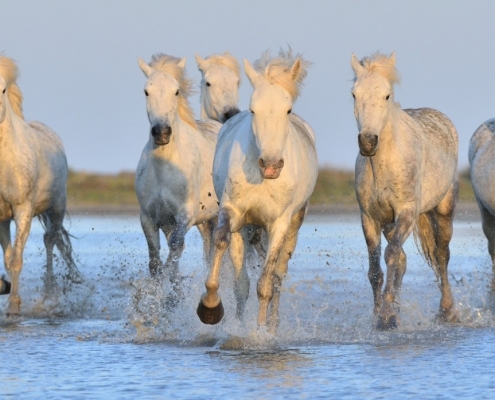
[
  {"x1": 253, "y1": 48, "x2": 310, "y2": 100},
  {"x1": 0, "y1": 56, "x2": 24, "y2": 119},
  {"x1": 358, "y1": 52, "x2": 401, "y2": 85},
  {"x1": 202, "y1": 52, "x2": 240, "y2": 79},
  {"x1": 149, "y1": 53, "x2": 197, "y2": 129}
]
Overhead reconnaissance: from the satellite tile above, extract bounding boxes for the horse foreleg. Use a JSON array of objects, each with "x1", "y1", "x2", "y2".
[
  {"x1": 229, "y1": 231, "x2": 249, "y2": 319},
  {"x1": 361, "y1": 214, "x2": 383, "y2": 315},
  {"x1": 267, "y1": 206, "x2": 307, "y2": 333},
  {"x1": 257, "y1": 216, "x2": 291, "y2": 328},
  {"x1": 197, "y1": 209, "x2": 231, "y2": 325},
  {"x1": 434, "y1": 187, "x2": 459, "y2": 323},
  {"x1": 140, "y1": 212, "x2": 161, "y2": 277},
  {"x1": 165, "y1": 220, "x2": 188, "y2": 286},
  {"x1": 383, "y1": 223, "x2": 407, "y2": 300},
  {"x1": 380, "y1": 210, "x2": 415, "y2": 330},
  {"x1": 7, "y1": 210, "x2": 33, "y2": 316},
  {"x1": 0, "y1": 221, "x2": 12, "y2": 295}
]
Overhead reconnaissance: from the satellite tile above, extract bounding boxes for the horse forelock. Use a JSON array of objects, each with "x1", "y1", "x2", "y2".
[
  {"x1": 203, "y1": 53, "x2": 241, "y2": 79},
  {"x1": 359, "y1": 52, "x2": 401, "y2": 85},
  {"x1": 253, "y1": 48, "x2": 311, "y2": 100},
  {"x1": 0, "y1": 56, "x2": 24, "y2": 119},
  {"x1": 149, "y1": 53, "x2": 197, "y2": 129}
]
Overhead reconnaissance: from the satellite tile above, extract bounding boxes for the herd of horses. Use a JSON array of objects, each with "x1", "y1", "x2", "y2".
[{"x1": 1, "y1": 49, "x2": 495, "y2": 332}]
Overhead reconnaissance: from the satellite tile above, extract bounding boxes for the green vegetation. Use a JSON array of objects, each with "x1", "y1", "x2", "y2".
[{"x1": 66, "y1": 167, "x2": 476, "y2": 209}]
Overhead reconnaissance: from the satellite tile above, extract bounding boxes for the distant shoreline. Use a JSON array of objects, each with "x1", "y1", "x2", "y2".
[{"x1": 66, "y1": 201, "x2": 481, "y2": 222}]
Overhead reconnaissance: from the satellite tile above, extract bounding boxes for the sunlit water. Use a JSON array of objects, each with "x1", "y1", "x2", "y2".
[{"x1": 0, "y1": 212, "x2": 495, "y2": 398}]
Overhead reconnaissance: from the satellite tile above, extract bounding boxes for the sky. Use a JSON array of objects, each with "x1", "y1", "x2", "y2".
[{"x1": 3, "y1": 0, "x2": 495, "y2": 173}]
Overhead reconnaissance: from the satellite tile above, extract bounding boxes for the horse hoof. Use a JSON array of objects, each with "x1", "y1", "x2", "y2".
[
  {"x1": 0, "y1": 278, "x2": 11, "y2": 295},
  {"x1": 377, "y1": 314, "x2": 398, "y2": 330},
  {"x1": 197, "y1": 300, "x2": 224, "y2": 325},
  {"x1": 438, "y1": 308, "x2": 460, "y2": 324}
]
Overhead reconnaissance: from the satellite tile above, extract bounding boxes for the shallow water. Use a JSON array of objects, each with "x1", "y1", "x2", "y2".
[{"x1": 1, "y1": 213, "x2": 495, "y2": 398}]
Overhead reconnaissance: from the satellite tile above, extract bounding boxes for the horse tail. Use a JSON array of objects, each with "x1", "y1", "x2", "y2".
[
  {"x1": 38, "y1": 213, "x2": 83, "y2": 283},
  {"x1": 413, "y1": 212, "x2": 441, "y2": 283}
]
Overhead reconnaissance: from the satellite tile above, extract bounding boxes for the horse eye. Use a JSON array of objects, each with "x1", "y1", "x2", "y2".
[
  {"x1": 144, "y1": 90, "x2": 149, "y2": 96},
  {"x1": 287, "y1": 109, "x2": 292, "y2": 114},
  {"x1": 352, "y1": 93, "x2": 356, "y2": 99},
  {"x1": 250, "y1": 109, "x2": 255, "y2": 115},
  {"x1": 206, "y1": 82, "x2": 211, "y2": 87},
  {"x1": 2, "y1": 88, "x2": 5, "y2": 94},
  {"x1": 175, "y1": 90, "x2": 179, "y2": 96},
  {"x1": 386, "y1": 94, "x2": 390, "y2": 100}
]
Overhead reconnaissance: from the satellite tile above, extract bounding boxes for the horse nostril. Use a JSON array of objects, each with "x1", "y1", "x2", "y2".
[
  {"x1": 151, "y1": 126, "x2": 159, "y2": 137},
  {"x1": 277, "y1": 159, "x2": 284, "y2": 169},
  {"x1": 258, "y1": 158, "x2": 265, "y2": 168}
]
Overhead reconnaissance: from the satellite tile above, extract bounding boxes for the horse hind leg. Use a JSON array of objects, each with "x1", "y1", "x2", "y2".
[
  {"x1": 430, "y1": 187, "x2": 459, "y2": 323},
  {"x1": 196, "y1": 219, "x2": 215, "y2": 268},
  {"x1": 43, "y1": 210, "x2": 82, "y2": 284},
  {"x1": 39, "y1": 213, "x2": 57, "y2": 291}
]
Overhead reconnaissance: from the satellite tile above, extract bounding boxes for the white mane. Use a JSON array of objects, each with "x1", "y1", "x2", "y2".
[
  {"x1": 0, "y1": 56, "x2": 24, "y2": 119},
  {"x1": 253, "y1": 48, "x2": 311, "y2": 100},
  {"x1": 357, "y1": 52, "x2": 401, "y2": 85}
]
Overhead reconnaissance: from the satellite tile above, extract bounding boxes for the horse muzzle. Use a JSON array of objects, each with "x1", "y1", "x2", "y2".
[
  {"x1": 358, "y1": 133, "x2": 378, "y2": 156},
  {"x1": 151, "y1": 125, "x2": 172, "y2": 146},
  {"x1": 259, "y1": 157, "x2": 284, "y2": 179},
  {"x1": 221, "y1": 107, "x2": 241, "y2": 123}
]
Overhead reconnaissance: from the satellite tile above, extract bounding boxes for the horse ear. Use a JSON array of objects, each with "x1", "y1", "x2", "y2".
[
  {"x1": 350, "y1": 53, "x2": 364, "y2": 77},
  {"x1": 178, "y1": 57, "x2": 187, "y2": 69},
  {"x1": 138, "y1": 57, "x2": 154, "y2": 78},
  {"x1": 244, "y1": 59, "x2": 260, "y2": 86},
  {"x1": 290, "y1": 58, "x2": 302, "y2": 81},
  {"x1": 389, "y1": 51, "x2": 396, "y2": 66},
  {"x1": 195, "y1": 54, "x2": 205, "y2": 71}
]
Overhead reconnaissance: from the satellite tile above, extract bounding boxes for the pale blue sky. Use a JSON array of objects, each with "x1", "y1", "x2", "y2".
[{"x1": 3, "y1": 1, "x2": 494, "y2": 172}]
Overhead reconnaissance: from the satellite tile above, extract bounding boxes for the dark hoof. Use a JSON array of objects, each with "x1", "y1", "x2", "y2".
[
  {"x1": 0, "y1": 278, "x2": 11, "y2": 295},
  {"x1": 197, "y1": 300, "x2": 224, "y2": 325},
  {"x1": 377, "y1": 315, "x2": 398, "y2": 331}
]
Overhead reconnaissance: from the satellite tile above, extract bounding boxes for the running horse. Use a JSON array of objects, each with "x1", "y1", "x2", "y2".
[{"x1": 351, "y1": 52, "x2": 459, "y2": 329}]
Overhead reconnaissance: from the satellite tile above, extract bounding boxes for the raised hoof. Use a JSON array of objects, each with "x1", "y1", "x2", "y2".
[
  {"x1": 0, "y1": 278, "x2": 11, "y2": 295},
  {"x1": 197, "y1": 300, "x2": 224, "y2": 325},
  {"x1": 377, "y1": 314, "x2": 398, "y2": 331},
  {"x1": 437, "y1": 307, "x2": 460, "y2": 324}
]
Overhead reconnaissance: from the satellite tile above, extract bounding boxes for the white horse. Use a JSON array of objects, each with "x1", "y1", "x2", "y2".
[
  {"x1": 135, "y1": 54, "x2": 222, "y2": 288},
  {"x1": 351, "y1": 52, "x2": 459, "y2": 329},
  {"x1": 0, "y1": 56, "x2": 81, "y2": 315},
  {"x1": 196, "y1": 52, "x2": 267, "y2": 261},
  {"x1": 195, "y1": 52, "x2": 241, "y2": 123},
  {"x1": 469, "y1": 119, "x2": 495, "y2": 289},
  {"x1": 196, "y1": 49, "x2": 318, "y2": 332}
]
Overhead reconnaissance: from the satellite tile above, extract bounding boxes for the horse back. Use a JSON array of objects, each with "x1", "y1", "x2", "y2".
[
  {"x1": 469, "y1": 118, "x2": 495, "y2": 164},
  {"x1": 404, "y1": 108, "x2": 458, "y2": 155}
]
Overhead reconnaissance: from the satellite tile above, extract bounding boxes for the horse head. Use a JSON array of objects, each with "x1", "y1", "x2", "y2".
[
  {"x1": 351, "y1": 52, "x2": 400, "y2": 157},
  {"x1": 138, "y1": 55, "x2": 195, "y2": 146},
  {"x1": 244, "y1": 51, "x2": 307, "y2": 180},
  {"x1": 196, "y1": 52, "x2": 241, "y2": 123}
]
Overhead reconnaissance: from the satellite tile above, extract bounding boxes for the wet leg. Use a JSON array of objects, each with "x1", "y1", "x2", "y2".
[
  {"x1": 196, "y1": 219, "x2": 215, "y2": 268},
  {"x1": 229, "y1": 231, "x2": 249, "y2": 319},
  {"x1": 379, "y1": 210, "x2": 415, "y2": 329},
  {"x1": 434, "y1": 186, "x2": 459, "y2": 322},
  {"x1": 197, "y1": 209, "x2": 231, "y2": 324},
  {"x1": 383, "y1": 223, "x2": 407, "y2": 303},
  {"x1": 478, "y1": 200, "x2": 495, "y2": 291},
  {"x1": 140, "y1": 212, "x2": 161, "y2": 277},
  {"x1": 267, "y1": 206, "x2": 307, "y2": 332},
  {"x1": 7, "y1": 208, "x2": 34, "y2": 316},
  {"x1": 361, "y1": 213, "x2": 383, "y2": 315}
]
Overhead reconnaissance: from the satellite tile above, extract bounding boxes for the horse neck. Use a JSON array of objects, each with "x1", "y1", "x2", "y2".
[{"x1": 152, "y1": 116, "x2": 197, "y2": 161}]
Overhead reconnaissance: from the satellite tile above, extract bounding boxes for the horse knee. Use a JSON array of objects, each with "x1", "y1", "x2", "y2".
[
  {"x1": 214, "y1": 227, "x2": 231, "y2": 251},
  {"x1": 169, "y1": 232, "x2": 185, "y2": 252},
  {"x1": 384, "y1": 244, "x2": 401, "y2": 266},
  {"x1": 257, "y1": 273, "x2": 274, "y2": 302}
]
